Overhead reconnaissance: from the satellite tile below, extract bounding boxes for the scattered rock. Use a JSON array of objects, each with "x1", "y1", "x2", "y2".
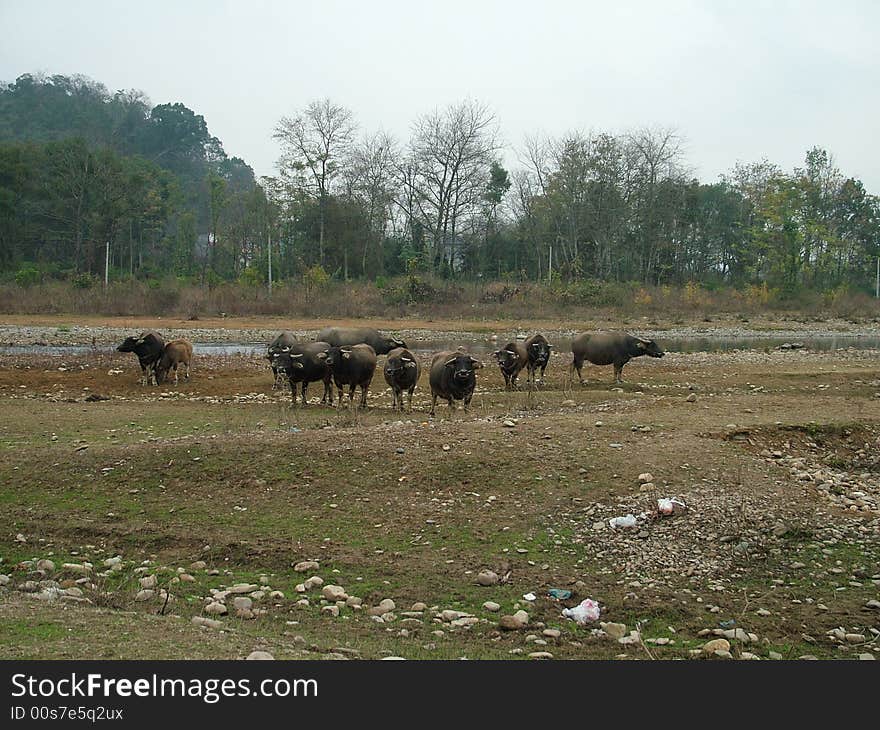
[
  {"x1": 483, "y1": 601, "x2": 501, "y2": 612},
  {"x1": 322, "y1": 585, "x2": 348, "y2": 601},
  {"x1": 294, "y1": 561, "x2": 319, "y2": 572},
  {"x1": 702, "y1": 639, "x2": 731, "y2": 654},
  {"x1": 476, "y1": 570, "x2": 499, "y2": 586},
  {"x1": 192, "y1": 616, "x2": 223, "y2": 629},
  {"x1": 602, "y1": 622, "x2": 627, "y2": 640}
]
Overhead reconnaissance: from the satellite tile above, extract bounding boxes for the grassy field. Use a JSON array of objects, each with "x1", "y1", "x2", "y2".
[{"x1": 1, "y1": 322, "x2": 879, "y2": 660}]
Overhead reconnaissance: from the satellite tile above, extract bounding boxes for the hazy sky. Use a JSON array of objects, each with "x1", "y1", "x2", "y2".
[{"x1": 2, "y1": 0, "x2": 878, "y2": 190}]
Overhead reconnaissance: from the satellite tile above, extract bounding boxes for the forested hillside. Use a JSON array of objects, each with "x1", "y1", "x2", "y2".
[
  {"x1": 1, "y1": 72, "x2": 878, "y2": 302},
  {"x1": 0, "y1": 73, "x2": 264, "y2": 283}
]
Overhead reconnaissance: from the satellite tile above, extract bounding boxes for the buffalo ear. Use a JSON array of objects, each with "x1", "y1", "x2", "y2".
[
  {"x1": 470, "y1": 357, "x2": 484, "y2": 369},
  {"x1": 636, "y1": 340, "x2": 647, "y2": 350},
  {"x1": 342, "y1": 352, "x2": 351, "y2": 359},
  {"x1": 316, "y1": 352, "x2": 328, "y2": 360}
]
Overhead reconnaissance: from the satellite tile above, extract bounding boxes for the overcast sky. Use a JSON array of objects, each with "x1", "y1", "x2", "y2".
[{"x1": 2, "y1": 0, "x2": 878, "y2": 190}]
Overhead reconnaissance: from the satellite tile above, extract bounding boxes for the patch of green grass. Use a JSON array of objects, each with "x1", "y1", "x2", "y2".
[{"x1": 0, "y1": 617, "x2": 67, "y2": 643}]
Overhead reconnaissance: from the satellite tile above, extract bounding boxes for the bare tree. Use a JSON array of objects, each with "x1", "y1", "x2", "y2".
[
  {"x1": 344, "y1": 131, "x2": 398, "y2": 275},
  {"x1": 626, "y1": 126, "x2": 687, "y2": 282},
  {"x1": 405, "y1": 100, "x2": 500, "y2": 274},
  {"x1": 273, "y1": 99, "x2": 357, "y2": 265}
]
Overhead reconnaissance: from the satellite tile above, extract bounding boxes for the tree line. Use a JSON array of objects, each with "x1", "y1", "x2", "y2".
[{"x1": 2, "y1": 73, "x2": 878, "y2": 296}]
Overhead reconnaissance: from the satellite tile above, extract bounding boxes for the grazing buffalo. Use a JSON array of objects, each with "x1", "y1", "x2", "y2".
[
  {"x1": 571, "y1": 332, "x2": 664, "y2": 384},
  {"x1": 429, "y1": 349, "x2": 483, "y2": 416},
  {"x1": 155, "y1": 339, "x2": 194, "y2": 385},
  {"x1": 316, "y1": 327, "x2": 406, "y2": 355},
  {"x1": 492, "y1": 341, "x2": 528, "y2": 390},
  {"x1": 271, "y1": 341, "x2": 334, "y2": 406},
  {"x1": 325, "y1": 344, "x2": 377, "y2": 409},
  {"x1": 523, "y1": 333, "x2": 552, "y2": 384},
  {"x1": 116, "y1": 331, "x2": 165, "y2": 385},
  {"x1": 266, "y1": 331, "x2": 297, "y2": 389},
  {"x1": 384, "y1": 347, "x2": 421, "y2": 411}
]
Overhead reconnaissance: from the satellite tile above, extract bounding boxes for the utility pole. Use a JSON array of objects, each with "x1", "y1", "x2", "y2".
[
  {"x1": 104, "y1": 240, "x2": 110, "y2": 291},
  {"x1": 548, "y1": 243, "x2": 553, "y2": 284},
  {"x1": 267, "y1": 233, "x2": 273, "y2": 295},
  {"x1": 875, "y1": 255, "x2": 879, "y2": 299}
]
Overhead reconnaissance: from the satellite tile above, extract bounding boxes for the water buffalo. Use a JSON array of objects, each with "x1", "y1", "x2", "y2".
[
  {"x1": 116, "y1": 330, "x2": 165, "y2": 385},
  {"x1": 492, "y1": 341, "x2": 528, "y2": 390},
  {"x1": 429, "y1": 349, "x2": 483, "y2": 416},
  {"x1": 571, "y1": 332, "x2": 664, "y2": 384},
  {"x1": 155, "y1": 339, "x2": 194, "y2": 385},
  {"x1": 267, "y1": 331, "x2": 297, "y2": 389},
  {"x1": 523, "y1": 333, "x2": 553, "y2": 384},
  {"x1": 384, "y1": 347, "x2": 421, "y2": 411},
  {"x1": 271, "y1": 341, "x2": 333, "y2": 406},
  {"x1": 325, "y1": 344, "x2": 377, "y2": 409},
  {"x1": 316, "y1": 327, "x2": 406, "y2": 355}
]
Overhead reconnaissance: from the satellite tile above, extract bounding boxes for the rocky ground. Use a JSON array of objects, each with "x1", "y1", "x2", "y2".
[
  {"x1": 1, "y1": 318, "x2": 879, "y2": 660},
  {"x1": 0, "y1": 312, "x2": 878, "y2": 348}
]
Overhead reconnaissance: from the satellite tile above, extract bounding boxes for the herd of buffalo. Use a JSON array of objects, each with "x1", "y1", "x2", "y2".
[{"x1": 116, "y1": 327, "x2": 665, "y2": 415}]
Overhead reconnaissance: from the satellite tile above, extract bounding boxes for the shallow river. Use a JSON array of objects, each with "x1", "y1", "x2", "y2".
[{"x1": 2, "y1": 333, "x2": 879, "y2": 358}]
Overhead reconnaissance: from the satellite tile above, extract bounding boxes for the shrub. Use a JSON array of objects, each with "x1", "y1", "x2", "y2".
[
  {"x1": 14, "y1": 267, "x2": 41, "y2": 287},
  {"x1": 71, "y1": 272, "x2": 97, "y2": 290}
]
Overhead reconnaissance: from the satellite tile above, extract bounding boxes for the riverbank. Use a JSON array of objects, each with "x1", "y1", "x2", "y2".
[{"x1": 0, "y1": 313, "x2": 878, "y2": 348}]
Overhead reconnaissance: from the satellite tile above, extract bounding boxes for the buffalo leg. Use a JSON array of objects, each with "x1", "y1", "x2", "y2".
[
  {"x1": 464, "y1": 394, "x2": 472, "y2": 411},
  {"x1": 408, "y1": 387, "x2": 415, "y2": 412},
  {"x1": 360, "y1": 385, "x2": 368, "y2": 409},
  {"x1": 301, "y1": 382, "x2": 308, "y2": 406},
  {"x1": 571, "y1": 358, "x2": 585, "y2": 385},
  {"x1": 613, "y1": 363, "x2": 624, "y2": 383},
  {"x1": 430, "y1": 394, "x2": 438, "y2": 416},
  {"x1": 349, "y1": 384, "x2": 356, "y2": 408}
]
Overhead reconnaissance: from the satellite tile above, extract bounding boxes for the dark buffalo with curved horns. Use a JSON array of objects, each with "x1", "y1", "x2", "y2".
[
  {"x1": 266, "y1": 331, "x2": 297, "y2": 389},
  {"x1": 428, "y1": 349, "x2": 483, "y2": 416},
  {"x1": 384, "y1": 347, "x2": 421, "y2": 411},
  {"x1": 116, "y1": 330, "x2": 165, "y2": 385},
  {"x1": 571, "y1": 331, "x2": 664, "y2": 384},
  {"x1": 316, "y1": 327, "x2": 406, "y2": 355},
  {"x1": 523, "y1": 333, "x2": 553, "y2": 384},
  {"x1": 270, "y1": 341, "x2": 334, "y2": 406},
  {"x1": 492, "y1": 341, "x2": 528, "y2": 390},
  {"x1": 324, "y1": 344, "x2": 377, "y2": 409}
]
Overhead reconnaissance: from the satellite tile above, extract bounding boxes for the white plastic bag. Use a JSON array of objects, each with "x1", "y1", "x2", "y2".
[
  {"x1": 657, "y1": 498, "x2": 687, "y2": 516},
  {"x1": 609, "y1": 514, "x2": 637, "y2": 528},
  {"x1": 562, "y1": 598, "x2": 601, "y2": 624}
]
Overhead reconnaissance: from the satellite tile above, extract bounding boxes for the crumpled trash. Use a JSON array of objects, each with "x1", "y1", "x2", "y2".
[
  {"x1": 523, "y1": 592, "x2": 537, "y2": 601},
  {"x1": 548, "y1": 588, "x2": 572, "y2": 600},
  {"x1": 657, "y1": 498, "x2": 687, "y2": 516},
  {"x1": 609, "y1": 514, "x2": 637, "y2": 528},
  {"x1": 562, "y1": 598, "x2": 600, "y2": 624}
]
